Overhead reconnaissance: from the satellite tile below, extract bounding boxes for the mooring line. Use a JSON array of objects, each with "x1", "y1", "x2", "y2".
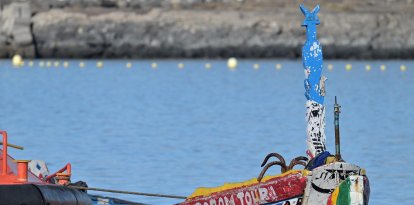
[{"x1": 68, "y1": 185, "x2": 187, "y2": 199}]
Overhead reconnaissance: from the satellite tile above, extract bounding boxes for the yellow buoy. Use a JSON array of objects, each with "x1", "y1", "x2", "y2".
[
  {"x1": 327, "y1": 64, "x2": 333, "y2": 71},
  {"x1": 46, "y1": 61, "x2": 52, "y2": 67},
  {"x1": 276, "y1": 64, "x2": 282, "y2": 70},
  {"x1": 79, "y1": 62, "x2": 85, "y2": 68},
  {"x1": 39, "y1": 61, "x2": 45, "y2": 67},
  {"x1": 178, "y1": 63, "x2": 184, "y2": 69},
  {"x1": 400, "y1": 65, "x2": 407, "y2": 72},
  {"x1": 12, "y1": 54, "x2": 23, "y2": 67},
  {"x1": 205, "y1": 63, "x2": 211, "y2": 69},
  {"x1": 345, "y1": 64, "x2": 352, "y2": 71},
  {"x1": 63, "y1": 61, "x2": 69, "y2": 68},
  {"x1": 253, "y1": 64, "x2": 260, "y2": 70},
  {"x1": 126, "y1": 62, "x2": 132, "y2": 68},
  {"x1": 365, "y1": 65, "x2": 371, "y2": 71},
  {"x1": 380, "y1": 65, "x2": 386, "y2": 71},
  {"x1": 97, "y1": 61, "x2": 103, "y2": 68},
  {"x1": 28, "y1": 61, "x2": 34, "y2": 67},
  {"x1": 227, "y1": 57, "x2": 238, "y2": 70},
  {"x1": 151, "y1": 63, "x2": 158, "y2": 69},
  {"x1": 54, "y1": 61, "x2": 60, "y2": 67}
]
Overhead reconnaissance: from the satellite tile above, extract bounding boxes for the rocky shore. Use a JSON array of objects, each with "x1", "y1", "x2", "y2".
[{"x1": 1, "y1": 0, "x2": 414, "y2": 59}]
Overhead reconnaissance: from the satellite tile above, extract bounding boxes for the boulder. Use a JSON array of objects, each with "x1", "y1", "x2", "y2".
[{"x1": 13, "y1": 26, "x2": 32, "y2": 46}]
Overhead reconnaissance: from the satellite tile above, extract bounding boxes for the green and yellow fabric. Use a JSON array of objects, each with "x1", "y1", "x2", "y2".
[{"x1": 327, "y1": 176, "x2": 368, "y2": 205}]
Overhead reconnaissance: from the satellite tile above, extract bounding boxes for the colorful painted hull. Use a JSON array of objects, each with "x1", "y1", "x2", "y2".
[
  {"x1": 181, "y1": 162, "x2": 370, "y2": 205},
  {"x1": 180, "y1": 170, "x2": 308, "y2": 205}
]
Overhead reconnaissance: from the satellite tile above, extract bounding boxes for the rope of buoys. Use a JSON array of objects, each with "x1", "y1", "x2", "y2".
[
  {"x1": 400, "y1": 65, "x2": 406, "y2": 72},
  {"x1": 276, "y1": 64, "x2": 282, "y2": 70},
  {"x1": 97, "y1": 61, "x2": 103, "y2": 68},
  {"x1": 151, "y1": 62, "x2": 158, "y2": 69},
  {"x1": 227, "y1": 57, "x2": 237, "y2": 70},
  {"x1": 68, "y1": 185, "x2": 187, "y2": 199},
  {"x1": 327, "y1": 64, "x2": 333, "y2": 71},
  {"x1": 12, "y1": 54, "x2": 23, "y2": 67},
  {"x1": 205, "y1": 63, "x2": 211, "y2": 69},
  {"x1": 345, "y1": 64, "x2": 352, "y2": 71},
  {"x1": 7, "y1": 60, "x2": 409, "y2": 73}
]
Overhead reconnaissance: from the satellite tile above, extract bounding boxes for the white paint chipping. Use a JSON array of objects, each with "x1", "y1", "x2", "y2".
[{"x1": 306, "y1": 100, "x2": 326, "y2": 158}]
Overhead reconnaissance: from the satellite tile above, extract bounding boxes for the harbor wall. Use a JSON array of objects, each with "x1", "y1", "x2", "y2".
[{"x1": 0, "y1": 0, "x2": 413, "y2": 59}]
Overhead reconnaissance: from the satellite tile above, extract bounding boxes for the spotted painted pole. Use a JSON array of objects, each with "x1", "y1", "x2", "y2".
[{"x1": 300, "y1": 4, "x2": 327, "y2": 159}]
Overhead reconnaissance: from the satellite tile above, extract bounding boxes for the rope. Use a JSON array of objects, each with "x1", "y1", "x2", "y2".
[{"x1": 68, "y1": 185, "x2": 187, "y2": 199}]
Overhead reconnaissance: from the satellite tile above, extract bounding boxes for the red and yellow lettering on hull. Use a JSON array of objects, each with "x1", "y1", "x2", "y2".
[{"x1": 180, "y1": 170, "x2": 309, "y2": 205}]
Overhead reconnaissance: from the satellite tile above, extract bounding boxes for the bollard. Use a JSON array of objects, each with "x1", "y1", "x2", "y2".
[
  {"x1": 56, "y1": 173, "x2": 71, "y2": 185},
  {"x1": 14, "y1": 160, "x2": 31, "y2": 182}
]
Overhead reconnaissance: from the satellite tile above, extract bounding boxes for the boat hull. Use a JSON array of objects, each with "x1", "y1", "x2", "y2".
[
  {"x1": 180, "y1": 170, "x2": 307, "y2": 205},
  {"x1": 0, "y1": 184, "x2": 92, "y2": 205}
]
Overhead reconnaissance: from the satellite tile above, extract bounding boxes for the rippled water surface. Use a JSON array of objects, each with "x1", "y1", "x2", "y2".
[{"x1": 0, "y1": 60, "x2": 413, "y2": 204}]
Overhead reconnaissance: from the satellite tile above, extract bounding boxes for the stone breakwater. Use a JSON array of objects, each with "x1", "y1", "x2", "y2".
[{"x1": 1, "y1": 0, "x2": 414, "y2": 59}]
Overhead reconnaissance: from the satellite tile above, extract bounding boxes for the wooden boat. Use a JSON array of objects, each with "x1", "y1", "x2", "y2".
[
  {"x1": 179, "y1": 4, "x2": 370, "y2": 205},
  {"x1": 180, "y1": 161, "x2": 369, "y2": 205}
]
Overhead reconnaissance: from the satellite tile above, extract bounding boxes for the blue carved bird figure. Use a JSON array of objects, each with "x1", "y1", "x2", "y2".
[{"x1": 300, "y1": 4, "x2": 325, "y2": 104}]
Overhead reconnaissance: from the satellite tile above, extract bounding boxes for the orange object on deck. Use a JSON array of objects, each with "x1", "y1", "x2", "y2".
[
  {"x1": 15, "y1": 160, "x2": 30, "y2": 182},
  {"x1": 1, "y1": 131, "x2": 8, "y2": 175}
]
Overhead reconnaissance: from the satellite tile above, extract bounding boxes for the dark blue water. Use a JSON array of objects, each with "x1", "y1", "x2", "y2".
[{"x1": 0, "y1": 59, "x2": 413, "y2": 205}]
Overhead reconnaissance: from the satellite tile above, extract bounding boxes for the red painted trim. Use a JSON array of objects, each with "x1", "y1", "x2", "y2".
[
  {"x1": 181, "y1": 172, "x2": 306, "y2": 205},
  {"x1": 1, "y1": 131, "x2": 8, "y2": 175},
  {"x1": 46, "y1": 163, "x2": 71, "y2": 183}
]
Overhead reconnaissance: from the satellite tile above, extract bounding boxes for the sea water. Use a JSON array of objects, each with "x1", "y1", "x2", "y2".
[{"x1": 0, "y1": 59, "x2": 413, "y2": 205}]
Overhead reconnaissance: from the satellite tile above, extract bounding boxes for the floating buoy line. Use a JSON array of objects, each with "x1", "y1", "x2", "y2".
[{"x1": 4, "y1": 55, "x2": 411, "y2": 73}]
